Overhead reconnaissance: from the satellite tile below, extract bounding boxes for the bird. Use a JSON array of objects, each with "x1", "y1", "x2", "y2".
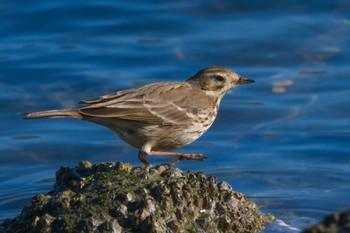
[{"x1": 25, "y1": 66, "x2": 254, "y2": 166}]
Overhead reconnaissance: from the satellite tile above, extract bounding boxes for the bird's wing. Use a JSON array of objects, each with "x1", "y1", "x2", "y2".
[
  {"x1": 79, "y1": 88, "x2": 161, "y2": 124},
  {"x1": 78, "y1": 82, "x2": 214, "y2": 125},
  {"x1": 79, "y1": 88, "x2": 137, "y2": 104}
]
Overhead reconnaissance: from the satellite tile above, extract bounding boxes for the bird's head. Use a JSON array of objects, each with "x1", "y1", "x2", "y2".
[{"x1": 187, "y1": 66, "x2": 254, "y2": 96}]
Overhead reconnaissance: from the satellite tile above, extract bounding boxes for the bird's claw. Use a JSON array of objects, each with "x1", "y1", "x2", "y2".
[{"x1": 180, "y1": 153, "x2": 207, "y2": 161}]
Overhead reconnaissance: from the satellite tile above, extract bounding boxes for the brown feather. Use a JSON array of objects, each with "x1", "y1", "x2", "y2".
[
  {"x1": 78, "y1": 82, "x2": 216, "y2": 125},
  {"x1": 79, "y1": 88, "x2": 137, "y2": 104},
  {"x1": 25, "y1": 109, "x2": 82, "y2": 119}
]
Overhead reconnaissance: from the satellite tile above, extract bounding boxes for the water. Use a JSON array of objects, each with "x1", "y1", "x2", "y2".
[{"x1": 1, "y1": 1, "x2": 350, "y2": 232}]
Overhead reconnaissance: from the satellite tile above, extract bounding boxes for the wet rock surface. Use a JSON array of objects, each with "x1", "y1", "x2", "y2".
[
  {"x1": 0, "y1": 161, "x2": 270, "y2": 233},
  {"x1": 303, "y1": 209, "x2": 350, "y2": 233}
]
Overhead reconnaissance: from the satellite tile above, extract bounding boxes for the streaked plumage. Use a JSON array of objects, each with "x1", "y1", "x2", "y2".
[{"x1": 25, "y1": 66, "x2": 254, "y2": 166}]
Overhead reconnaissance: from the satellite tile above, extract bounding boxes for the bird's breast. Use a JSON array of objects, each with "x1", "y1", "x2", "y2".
[{"x1": 178, "y1": 107, "x2": 218, "y2": 144}]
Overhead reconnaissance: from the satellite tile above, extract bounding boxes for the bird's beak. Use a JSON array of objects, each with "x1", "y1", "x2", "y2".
[{"x1": 237, "y1": 76, "x2": 255, "y2": 85}]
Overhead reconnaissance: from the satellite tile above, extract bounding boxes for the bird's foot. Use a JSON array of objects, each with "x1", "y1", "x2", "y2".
[
  {"x1": 168, "y1": 153, "x2": 207, "y2": 167},
  {"x1": 138, "y1": 150, "x2": 207, "y2": 167},
  {"x1": 176, "y1": 153, "x2": 207, "y2": 161}
]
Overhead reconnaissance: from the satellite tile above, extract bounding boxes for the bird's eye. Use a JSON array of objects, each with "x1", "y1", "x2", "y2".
[{"x1": 213, "y1": 75, "x2": 225, "y2": 82}]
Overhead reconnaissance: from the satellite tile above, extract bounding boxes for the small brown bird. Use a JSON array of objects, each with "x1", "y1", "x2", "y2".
[{"x1": 25, "y1": 66, "x2": 254, "y2": 166}]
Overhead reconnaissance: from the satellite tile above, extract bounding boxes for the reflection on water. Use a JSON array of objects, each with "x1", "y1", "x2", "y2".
[{"x1": 1, "y1": 1, "x2": 350, "y2": 232}]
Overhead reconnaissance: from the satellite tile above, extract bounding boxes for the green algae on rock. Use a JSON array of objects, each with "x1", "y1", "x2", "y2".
[{"x1": 0, "y1": 161, "x2": 271, "y2": 233}]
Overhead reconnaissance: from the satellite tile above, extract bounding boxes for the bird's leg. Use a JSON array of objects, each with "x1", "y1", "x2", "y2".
[
  {"x1": 147, "y1": 151, "x2": 207, "y2": 161},
  {"x1": 168, "y1": 157, "x2": 183, "y2": 167},
  {"x1": 138, "y1": 150, "x2": 152, "y2": 167},
  {"x1": 138, "y1": 150, "x2": 207, "y2": 167}
]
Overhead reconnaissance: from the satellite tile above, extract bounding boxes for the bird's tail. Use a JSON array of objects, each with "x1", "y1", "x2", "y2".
[{"x1": 24, "y1": 109, "x2": 82, "y2": 119}]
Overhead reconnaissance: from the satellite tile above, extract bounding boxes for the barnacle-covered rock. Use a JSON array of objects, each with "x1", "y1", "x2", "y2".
[
  {"x1": 0, "y1": 161, "x2": 271, "y2": 233},
  {"x1": 303, "y1": 209, "x2": 350, "y2": 233}
]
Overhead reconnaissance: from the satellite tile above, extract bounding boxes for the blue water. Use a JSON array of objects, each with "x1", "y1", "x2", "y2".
[{"x1": 1, "y1": 1, "x2": 350, "y2": 232}]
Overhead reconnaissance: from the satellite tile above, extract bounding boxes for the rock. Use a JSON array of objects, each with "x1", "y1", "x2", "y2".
[
  {"x1": 303, "y1": 209, "x2": 350, "y2": 233},
  {"x1": 0, "y1": 161, "x2": 271, "y2": 233}
]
